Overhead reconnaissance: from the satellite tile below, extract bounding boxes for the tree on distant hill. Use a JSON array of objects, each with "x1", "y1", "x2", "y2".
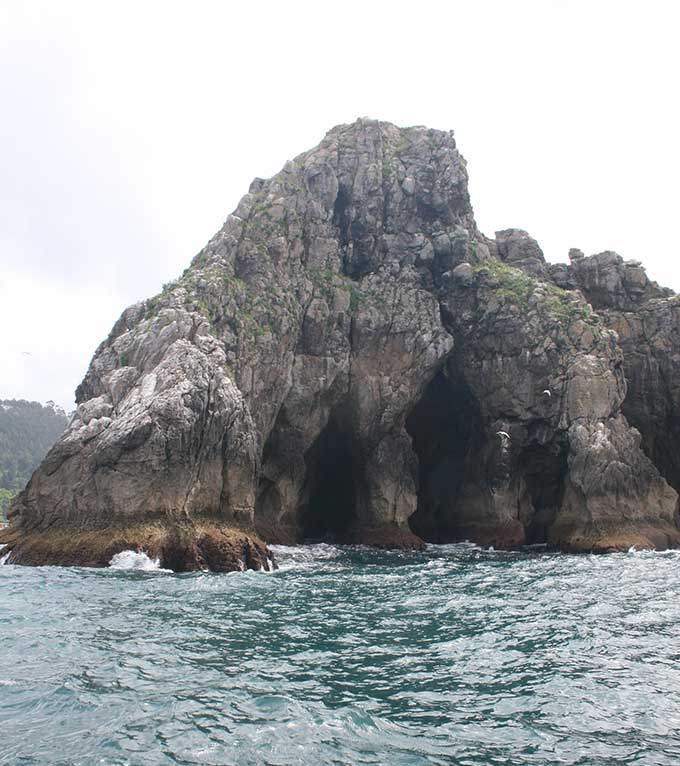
[{"x1": 0, "y1": 400, "x2": 70, "y2": 521}]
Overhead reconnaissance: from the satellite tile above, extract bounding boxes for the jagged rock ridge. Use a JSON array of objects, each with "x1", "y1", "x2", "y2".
[{"x1": 2, "y1": 119, "x2": 679, "y2": 570}]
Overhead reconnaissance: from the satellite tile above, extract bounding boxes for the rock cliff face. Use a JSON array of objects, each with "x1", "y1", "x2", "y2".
[
  {"x1": 558, "y1": 250, "x2": 680, "y2": 499},
  {"x1": 2, "y1": 119, "x2": 679, "y2": 569}
]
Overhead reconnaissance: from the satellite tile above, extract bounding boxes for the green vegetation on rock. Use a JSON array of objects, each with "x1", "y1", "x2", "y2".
[{"x1": 473, "y1": 259, "x2": 598, "y2": 325}]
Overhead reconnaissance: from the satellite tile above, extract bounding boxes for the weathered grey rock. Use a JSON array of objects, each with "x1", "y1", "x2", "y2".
[
  {"x1": 2, "y1": 118, "x2": 679, "y2": 569},
  {"x1": 568, "y1": 250, "x2": 672, "y2": 310},
  {"x1": 563, "y1": 251, "x2": 680, "y2": 501},
  {"x1": 495, "y1": 229, "x2": 550, "y2": 279},
  {"x1": 451, "y1": 262, "x2": 474, "y2": 285},
  {"x1": 408, "y1": 256, "x2": 678, "y2": 551}
]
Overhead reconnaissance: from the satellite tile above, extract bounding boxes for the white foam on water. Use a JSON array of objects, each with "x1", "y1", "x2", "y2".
[
  {"x1": 108, "y1": 550, "x2": 169, "y2": 572},
  {"x1": 0, "y1": 551, "x2": 11, "y2": 566},
  {"x1": 621, "y1": 547, "x2": 680, "y2": 559},
  {"x1": 269, "y1": 543, "x2": 344, "y2": 571},
  {"x1": 427, "y1": 542, "x2": 483, "y2": 554}
]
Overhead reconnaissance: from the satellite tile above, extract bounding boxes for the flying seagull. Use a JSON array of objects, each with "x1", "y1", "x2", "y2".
[
  {"x1": 496, "y1": 431, "x2": 510, "y2": 440},
  {"x1": 542, "y1": 389, "x2": 551, "y2": 397}
]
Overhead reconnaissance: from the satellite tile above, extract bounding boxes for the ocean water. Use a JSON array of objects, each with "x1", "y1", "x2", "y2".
[{"x1": 1, "y1": 544, "x2": 680, "y2": 765}]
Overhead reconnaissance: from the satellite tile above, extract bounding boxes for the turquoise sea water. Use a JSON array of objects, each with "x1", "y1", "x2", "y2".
[{"x1": 1, "y1": 543, "x2": 680, "y2": 765}]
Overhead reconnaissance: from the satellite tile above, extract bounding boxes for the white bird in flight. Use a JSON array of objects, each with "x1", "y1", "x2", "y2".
[
  {"x1": 542, "y1": 389, "x2": 551, "y2": 397},
  {"x1": 496, "y1": 431, "x2": 510, "y2": 440}
]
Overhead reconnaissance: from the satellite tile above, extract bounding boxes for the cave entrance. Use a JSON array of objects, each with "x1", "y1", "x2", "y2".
[
  {"x1": 519, "y1": 440, "x2": 568, "y2": 545},
  {"x1": 299, "y1": 414, "x2": 360, "y2": 541},
  {"x1": 406, "y1": 367, "x2": 481, "y2": 542},
  {"x1": 629, "y1": 411, "x2": 680, "y2": 497}
]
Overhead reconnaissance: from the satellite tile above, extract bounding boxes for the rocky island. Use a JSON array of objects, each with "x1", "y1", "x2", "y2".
[{"x1": 2, "y1": 119, "x2": 679, "y2": 571}]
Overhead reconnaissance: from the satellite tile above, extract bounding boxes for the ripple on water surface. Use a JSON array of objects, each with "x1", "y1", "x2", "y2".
[{"x1": 1, "y1": 544, "x2": 680, "y2": 765}]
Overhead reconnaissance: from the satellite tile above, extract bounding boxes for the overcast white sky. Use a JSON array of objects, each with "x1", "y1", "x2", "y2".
[{"x1": 1, "y1": 0, "x2": 678, "y2": 409}]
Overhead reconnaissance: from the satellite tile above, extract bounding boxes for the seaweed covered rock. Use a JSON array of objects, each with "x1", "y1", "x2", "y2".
[{"x1": 2, "y1": 119, "x2": 678, "y2": 569}]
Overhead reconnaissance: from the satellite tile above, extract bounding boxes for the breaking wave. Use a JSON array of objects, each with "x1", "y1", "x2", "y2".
[{"x1": 108, "y1": 549, "x2": 167, "y2": 571}]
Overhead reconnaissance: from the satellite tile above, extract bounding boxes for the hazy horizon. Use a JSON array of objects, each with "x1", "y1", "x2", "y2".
[{"x1": 2, "y1": 0, "x2": 678, "y2": 409}]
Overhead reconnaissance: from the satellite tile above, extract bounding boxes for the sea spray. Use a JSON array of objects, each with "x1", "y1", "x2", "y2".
[{"x1": 108, "y1": 549, "x2": 167, "y2": 571}]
